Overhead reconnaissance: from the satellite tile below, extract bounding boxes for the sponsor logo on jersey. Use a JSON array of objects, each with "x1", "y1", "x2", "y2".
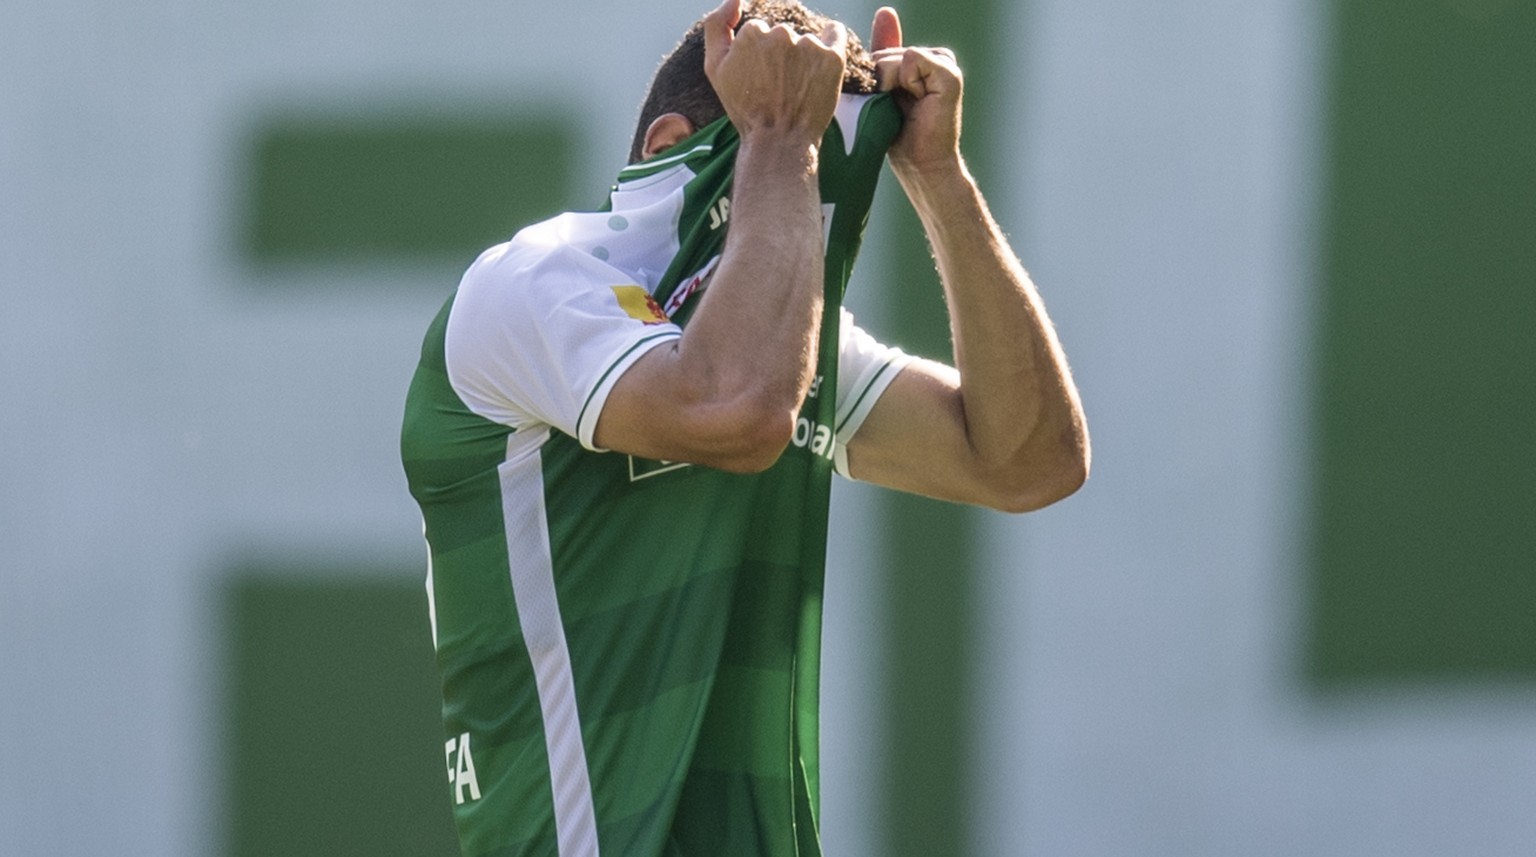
[
  {"x1": 445, "y1": 732, "x2": 481, "y2": 805},
  {"x1": 793, "y1": 416, "x2": 835, "y2": 460},
  {"x1": 662, "y1": 256, "x2": 721, "y2": 318},
  {"x1": 611, "y1": 285, "x2": 669, "y2": 324},
  {"x1": 629, "y1": 456, "x2": 692, "y2": 482},
  {"x1": 707, "y1": 195, "x2": 731, "y2": 231}
]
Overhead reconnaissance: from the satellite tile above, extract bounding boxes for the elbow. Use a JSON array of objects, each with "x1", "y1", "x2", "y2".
[
  {"x1": 710, "y1": 433, "x2": 791, "y2": 474},
  {"x1": 693, "y1": 398, "x2": 799, "y2": 474},
  {"x1": 993, "y1": 453, "x2": 1088, "y2": 514},
  {"x1": 982, "y1": 431, "x2": 1091, "y2": 514}
]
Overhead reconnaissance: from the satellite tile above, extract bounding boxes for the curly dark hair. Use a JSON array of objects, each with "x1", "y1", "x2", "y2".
[{"x1": 627, "y1": 0, "x2": 878, "y2": 163}]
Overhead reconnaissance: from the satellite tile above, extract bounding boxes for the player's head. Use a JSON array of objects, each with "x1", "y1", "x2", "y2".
[{"x1": 628, "y1": 0, "x2": 878, "y2": 163}]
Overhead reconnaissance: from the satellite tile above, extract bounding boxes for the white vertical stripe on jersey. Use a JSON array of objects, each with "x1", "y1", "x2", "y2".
[
  {"x1": 500, "y1": 427, "x2": 601, "y2": 856},
  {"x1": 832, "y1": 95, "x2": 868, "y2": 155},
  {"x1": 424, "y1": 521, "x2": 439, "y2": 650}
]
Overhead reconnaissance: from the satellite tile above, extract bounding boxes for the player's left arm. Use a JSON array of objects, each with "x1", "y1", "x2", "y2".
[{"x1": 844, "y1": 7, "x2": 1089, "y2": 513}]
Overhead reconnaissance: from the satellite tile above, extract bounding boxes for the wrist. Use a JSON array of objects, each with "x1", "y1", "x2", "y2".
[
  {"x1": 736, "y1": 130, "x2": 821, "y2": 178},
  {"x1": 894, "y1": 153, "x2": 975, "y2": 212}
]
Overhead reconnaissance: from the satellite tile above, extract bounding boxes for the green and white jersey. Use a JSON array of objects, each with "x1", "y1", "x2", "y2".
[{"x1": 401, "y1": 93, "x2": 906, "y2": 857}]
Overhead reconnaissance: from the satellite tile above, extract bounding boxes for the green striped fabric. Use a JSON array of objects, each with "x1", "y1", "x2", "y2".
[{"x1": 402, "y1": 96, "x2": 903, "y2": 856}]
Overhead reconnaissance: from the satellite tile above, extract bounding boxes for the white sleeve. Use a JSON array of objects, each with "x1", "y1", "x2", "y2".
[
  {"x1": 444, "y1": 241, "x2": 682, "y2": 450},
  {"x1": 833, "y1": 308, "x2": 914, "y2": 477}
]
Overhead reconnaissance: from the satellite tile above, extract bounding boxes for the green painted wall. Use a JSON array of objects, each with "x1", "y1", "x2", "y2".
[
  {"x1": 244, "y1": 114, "x2": 576, "y2": 267},
  {"x1": 1310, "y1": 0, "x2": 1536, "y2": 685},
  {"x1": 226, "y1": 573, "x2": 458, "y2": 857},
  {"x1": 876, "y1": 2, "x2": 1001, "y2": 854}
]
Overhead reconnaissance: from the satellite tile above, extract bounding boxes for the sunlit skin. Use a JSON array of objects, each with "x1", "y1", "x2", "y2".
[{"x1": 596, "y1": 0, "x2": 1089, "y2": 512}]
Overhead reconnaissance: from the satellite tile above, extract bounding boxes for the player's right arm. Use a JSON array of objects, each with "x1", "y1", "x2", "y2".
[{"x1": 593, "y1": 0, "x2": 849, "y2": 472}]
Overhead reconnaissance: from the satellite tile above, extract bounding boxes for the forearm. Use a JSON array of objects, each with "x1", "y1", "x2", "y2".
[
  {"x1": 672, "y1": 133, "x2": 827, "y2": 424},
  {"x1": 588, "y1": 0, "x2": 852, "y2": 472},
  {"x1": 900, "y1": 158, "x2": 1088, "y2": 475}
]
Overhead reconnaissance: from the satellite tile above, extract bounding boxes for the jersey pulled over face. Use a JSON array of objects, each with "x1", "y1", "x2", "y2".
[{"x1": 401, "y1": 93, "x2": 905, "y2": 857}]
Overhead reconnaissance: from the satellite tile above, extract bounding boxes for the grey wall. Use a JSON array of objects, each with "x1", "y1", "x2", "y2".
[
  {"x1": 0, "y1": 1, "x2": 891, "y2": 854},
  {"x1": 980, "y1": 0, "x2": 1536, "y2": 854},
  {"x1": 6, "y1": 0, "x2": 1536, "y2": 855}
]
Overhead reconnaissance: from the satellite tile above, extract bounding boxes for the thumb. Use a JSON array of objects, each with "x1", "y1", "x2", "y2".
[
  {"x1": 703, "y1": 0, "x2": 742, "y2": 74},
  {"x1": 870, "y1": 6, "x2": 902, "y2": 52}
]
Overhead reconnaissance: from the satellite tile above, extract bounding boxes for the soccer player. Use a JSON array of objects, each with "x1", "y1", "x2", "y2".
[{"x1": 400, "y1": 1, "x2": 1089, "y2": 854}]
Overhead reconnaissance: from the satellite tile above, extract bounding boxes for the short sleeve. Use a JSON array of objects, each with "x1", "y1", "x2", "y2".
[
  {"x1": 444, "y1": 240, "x2": 682, "y2": 450},
  {"x1": 833, "y1": 308, "x2": 913, "y2": 477}
]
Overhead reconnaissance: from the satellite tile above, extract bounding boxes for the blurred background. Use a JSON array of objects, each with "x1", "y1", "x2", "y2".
[{"x1": 3, "y1": 0, "x2": 1534, "y2": 854}]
